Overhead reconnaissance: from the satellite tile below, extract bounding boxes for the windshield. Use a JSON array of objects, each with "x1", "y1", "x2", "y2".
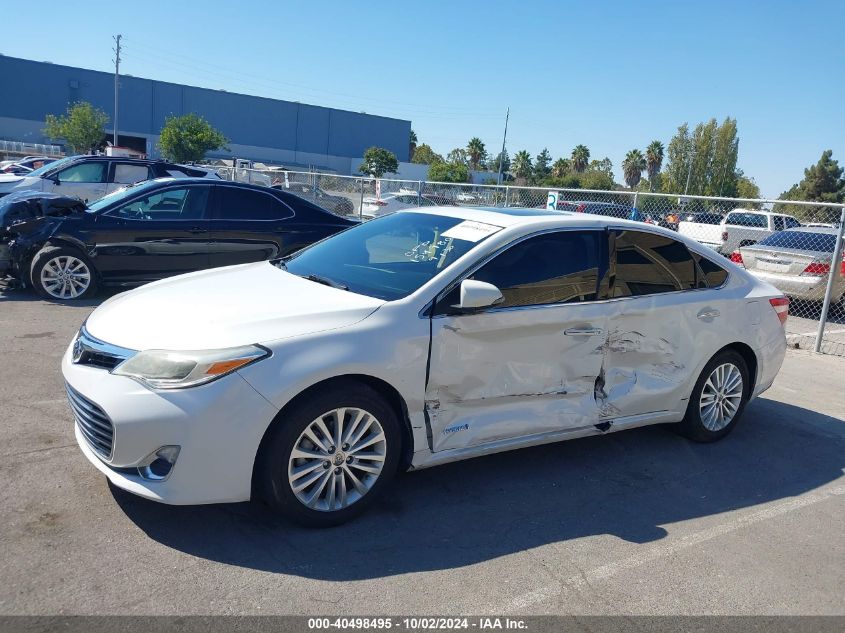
[
  {"x1": 85, "y1": 179, "x2": 171, "y2": 213},
  {"x1": 27, "y1": 155, "x2": 77, "y2": 178},
  {"x1": 758, "y1": 230, "x2": 837, "y2": 252},
  {"x1": 285, "y1": 212, "x2": 503, "y2": 300}
]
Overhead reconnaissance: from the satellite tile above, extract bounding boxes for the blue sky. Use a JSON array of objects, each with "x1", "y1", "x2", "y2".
[{"x1": 3, "y1": 0, "x2": 843, "y2": 197}]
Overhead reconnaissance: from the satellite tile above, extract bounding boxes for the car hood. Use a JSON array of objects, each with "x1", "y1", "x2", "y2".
[
  {"x1": 0, "y1": 174, "x2": 43, "y2": 189},
  {"x1": 85, "y1": 262, "x2": 385, "y2": 351}
]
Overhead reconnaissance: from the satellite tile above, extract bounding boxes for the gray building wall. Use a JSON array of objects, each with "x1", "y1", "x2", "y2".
[{"x1": 0, "y1": 55, "x2": 411, "y2": 171}]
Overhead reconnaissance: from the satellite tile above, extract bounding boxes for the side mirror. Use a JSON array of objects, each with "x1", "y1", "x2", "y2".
[{"x1": 456, "y1": 279, "x2": 504, "y2": 311}]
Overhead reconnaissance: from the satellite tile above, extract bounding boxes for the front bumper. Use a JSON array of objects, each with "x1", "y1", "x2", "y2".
[{"x1": 62, "y1": 343, "x2": 279, "y2": 505}]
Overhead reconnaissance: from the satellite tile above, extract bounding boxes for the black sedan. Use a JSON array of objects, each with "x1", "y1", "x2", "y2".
[{"x1": 4, "y1": 178, "x2": 356, "y2": 300}]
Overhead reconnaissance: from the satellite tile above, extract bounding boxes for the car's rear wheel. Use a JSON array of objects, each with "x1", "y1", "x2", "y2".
[
  {"x1": 677, "y1": 350, "x2": 750, "y2": 442},
  {"x1": 30, "y1": 246, "x2": 98, "y2": 301},
  {"x1": 256, "y1": 382, "x2": 401, "y2": 527}
]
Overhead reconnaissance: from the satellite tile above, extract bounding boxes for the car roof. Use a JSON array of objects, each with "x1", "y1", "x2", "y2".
[
  {"x1": 789, "y1": 226, "x2": 840, "y2": 235},
  {"x1": 400, "y1": 205, "x2": 651, "y2": 229}
]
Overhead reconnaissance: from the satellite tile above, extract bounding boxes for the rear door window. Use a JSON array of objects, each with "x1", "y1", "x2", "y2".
[
  {"x1": 215, "y1": 186, "x2": 293, "y2": 220},
  {"x1": 726, "y1": 212, "x2": 767, "y2": 228},
  {"x1": 112, "y1": 163, "x2": 152, "y2": 185},
  {"x1": 612, "y1": 230, "x2": 698, "y2": 297}
]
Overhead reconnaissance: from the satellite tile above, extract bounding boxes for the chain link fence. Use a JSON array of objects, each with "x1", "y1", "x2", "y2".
[{"x1": 216, "y1": 165, "x2": 845, "y2": 357}]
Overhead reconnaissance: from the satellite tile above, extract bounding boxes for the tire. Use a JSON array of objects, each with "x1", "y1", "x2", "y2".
[
  {"x1": 256, "y1": 381, "x2": 402, "y2": 527},
  {"x1": 30, "y1": 246, "x2": 98, "y2": 301},
  {"x1": 677, "y1": 349, "x2": 750, "y2": 443}
]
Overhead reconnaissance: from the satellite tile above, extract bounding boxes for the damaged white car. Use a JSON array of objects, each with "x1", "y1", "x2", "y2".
[{"x1": 62, "y1": 207, "x2": 788, "y2": 526}]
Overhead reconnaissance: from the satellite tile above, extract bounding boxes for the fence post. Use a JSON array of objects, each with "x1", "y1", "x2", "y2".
[
  {"x1": 814, "y1": 206, "x2": 845, "y2": 353},
  {"x1": 359, "y1": 177, "x2": 365, "y2": 221},
  {"x1": 632, "y1": 190, "x2": 639, "y2": 210},
  {"x1": 417, "y1": 180, "x2": 423, "y2": 207},
  {"x1": 504, "y1": 186, "x2": 510, "y2": 208}
]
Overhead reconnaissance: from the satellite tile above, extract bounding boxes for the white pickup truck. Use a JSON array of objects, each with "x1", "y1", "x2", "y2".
[{"x1": 677, "y1": 208, "x2": 802, "y2": 255}]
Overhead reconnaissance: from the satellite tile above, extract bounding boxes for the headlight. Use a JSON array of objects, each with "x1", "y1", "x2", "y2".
[{"x1": 112, "y1": 345, "x2": 270, "y2": 389}]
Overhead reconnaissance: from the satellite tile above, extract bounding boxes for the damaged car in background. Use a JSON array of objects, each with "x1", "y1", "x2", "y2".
[
  {"x1": 62, "y1": 206, "x2": 789, "y2": 527},
  {"x1": 2, "y1": 178, "x2": 356, "y2": 300}
]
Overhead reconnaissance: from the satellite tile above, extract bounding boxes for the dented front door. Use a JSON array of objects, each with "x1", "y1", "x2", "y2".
[
  {"x1": 424, "y1": 228, "x2": 612, "y2": 452},
  {"x1": 426, "y1": 304, "x2": 607, "y2": 451}
]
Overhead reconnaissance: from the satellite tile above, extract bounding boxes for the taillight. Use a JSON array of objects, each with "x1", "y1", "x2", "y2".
[
  {"x1": 576, "y1": 204, "x2": 586, "y2": 213},
  {"x1": 802, "y1": 262, "x2": 831, "y2": 276},
  {"x1": 730, "y1": 251, "x2": 744, "y2": 266},
  {"x1": 372, "y1": 200, "x2": 388, "y2": 206},
  {"x1": 721, "y1": 230, "x2": 729, "y2": 241},
  {"x1": 769, "y1": 297, "x2": 789, "y2": 326}
]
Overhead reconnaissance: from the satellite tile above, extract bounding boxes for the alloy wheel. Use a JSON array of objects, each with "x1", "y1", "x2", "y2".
[
  {"x1": 40, "y1": 255, "x2": 91, "y2": 300},
  {"x1": 699, "y1": 363, "x2": 744, "y2": 431},
  {"x1": 288, "y1": 407, "x2": 387, "y2": 512}
]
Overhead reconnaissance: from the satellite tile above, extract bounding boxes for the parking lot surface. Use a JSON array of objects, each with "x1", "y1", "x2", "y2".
[{"x1": 1, "y1": 288, "x2": 843, "y2": 615}]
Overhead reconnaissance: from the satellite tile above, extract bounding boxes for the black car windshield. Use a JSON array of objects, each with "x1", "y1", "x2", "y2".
[
  {"x1": 758, "y1": 230, "x2": 838, "y2": 252},
  {"x1": 284, "y1": 211, "x2": 504, "y2": 300},
  {"x1": 86, "y1": 179, "x2": 165, "y2": 213},
  {"x1": 27, "y1": 155, "x2": 76, "y2": 178}
]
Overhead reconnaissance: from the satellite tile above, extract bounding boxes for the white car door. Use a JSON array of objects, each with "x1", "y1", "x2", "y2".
[
  {"x1": 599, "y1": 228, "x2": 732, "y2": 419},
  {"x1": 46, "y1": 160, "x2": 108, "y2": 202},
  {"x1": 425, "y1": 229, "x2": 608, "y2": 452}
]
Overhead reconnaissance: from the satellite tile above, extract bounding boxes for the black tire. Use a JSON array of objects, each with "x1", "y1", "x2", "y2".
[
  {"x1": 677, "y1": 349, "x2": 750, "y2": 443},
  {"x1": 30, "y1": 246, "x2": 98, "y2": 301},
  {"x1": 256, "y1": 381, "x2": 402, "y2": 527}
]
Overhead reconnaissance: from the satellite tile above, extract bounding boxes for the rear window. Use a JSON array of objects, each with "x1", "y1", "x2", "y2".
[
  {"x1": 726, "y1": 212, "x2": 767, "y2": 228},
  {"x1": 758, "y1": 231, "x2": 837, "y2": 252}
]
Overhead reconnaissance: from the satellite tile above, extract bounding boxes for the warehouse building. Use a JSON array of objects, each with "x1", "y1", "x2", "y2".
[{"x1": 0, "y1": 55, "x2": 411, "y2": 173}]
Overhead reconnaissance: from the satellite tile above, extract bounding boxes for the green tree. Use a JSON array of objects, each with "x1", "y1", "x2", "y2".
[
  {"x1": 571, "y1": 144, "x2": 590, "y2": 173},
  {"x1": 736, "y1": 173, "x2": 762, "y2": 209},
  {"x1": 411, "y1": 143, "x2": 444, "y2": 164},
  {"x1": 645, "y1": 140, "x2": 664, "y2": 192},
  {"x1": 43, "y1": 101, "x2": 109, "y2": 154},
  {"x1": 428, "y1": 161, "x2": 470, "y2": 183},
  {"x1": 409, "y1": 129, "x2": 418, "y2": 160},
  {"x1": 780, "y1": 150, "x2": 845, "y2": 221},
  {"x1": 511, "y1": 150, "x2": 533, "y2": 180},
  {"x1": 358, "y1": 146, "x2": 399, "y2": 177},
  {"x1": 588, "y1": 157, "x2": 613, "y2": 176},
  {"x1": 533, "y1": 148, "x2": 552, "y2": 182},
  {"x1": 158, "y1": 113, "x2": 228, "y2": 163},
  {"x1": 466, "y1": 137, "x2": 487, "y2": 171},
  {"x1": 551, "y1": 158, "x2": 570, "y2": 179},
  {"x1": 662, "y1": 118, "x2": 739, "y2": 196},
  {"x1": 489, "y1": 150, "x2": 510, "y2": 175},
  {"x1": 622, "y1": 149, "x2": 647, "y2": 189},
  {"x1": 446, "y1": 148, "x2": 468, "y2": 166}
]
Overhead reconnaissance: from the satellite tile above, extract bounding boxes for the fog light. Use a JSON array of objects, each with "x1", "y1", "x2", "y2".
[{"x1": 137, "y1": 445, "x2": 180, "y2": 481}]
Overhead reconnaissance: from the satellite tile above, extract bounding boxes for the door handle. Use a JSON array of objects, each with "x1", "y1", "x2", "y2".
[
  {"x1": 697, "y1": 308, "x2": 721, "y2": 320},
  {"x1": 564, "y1": 327, "x2": 603, "y2": 336}
]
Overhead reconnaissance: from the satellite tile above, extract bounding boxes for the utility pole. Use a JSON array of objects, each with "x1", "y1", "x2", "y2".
[
  {"x1": 683, "y1": 145, "x2": 695, "y2": 196},
  {"x1": 112, "y1": 34, "x2": 122, "y2": 148},
  {"x1": 496, "y1": 107, "x2": 509, "y2": 186}
]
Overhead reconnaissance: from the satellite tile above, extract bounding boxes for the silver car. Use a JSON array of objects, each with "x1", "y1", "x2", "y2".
[{"x1": 738, "y1": 227, "x2": 844, "y2": 303}]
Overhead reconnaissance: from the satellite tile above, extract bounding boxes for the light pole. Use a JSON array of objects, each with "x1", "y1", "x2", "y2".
[{"x1": 112, "y1": 34, "x2": 122, "y2": 148}]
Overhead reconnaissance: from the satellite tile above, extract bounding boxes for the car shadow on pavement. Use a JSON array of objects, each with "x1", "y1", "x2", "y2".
[{"x1": 112, "y1": 397, "x2": 844, "y2": 580}]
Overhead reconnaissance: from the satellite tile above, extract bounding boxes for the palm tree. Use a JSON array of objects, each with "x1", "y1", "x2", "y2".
[
  {"x1": 466, "y1": 137, "x2": 487, "y2": 171},
  {"x1": 571, "y1": 145, "x2": 590, "y2": 173},
  {"x1": 409, "y1": 129, "x2": 418, "y2": 160},
  {"x1": 622, "y1": 149, "x2": 647, "y2": 190},
  {"x1": 512, "y1": 150, "x2": 533, "y2": 180},
  {"x1": 645, "y1": 140, "x2": 664, "y2": 191},
  {"x1": 551, "y1": 158, "x2": 570, "y2": 179}
]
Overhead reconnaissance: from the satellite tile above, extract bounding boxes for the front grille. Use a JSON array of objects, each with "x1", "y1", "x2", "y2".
[
  {"x1": 66, "y1": 383, "x2": 114, "y2": 459},
  {"x1": 77, "y1": 350, "x2": 123, "y2": 370}
]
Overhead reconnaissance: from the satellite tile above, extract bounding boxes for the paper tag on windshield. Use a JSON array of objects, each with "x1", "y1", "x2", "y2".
[{"x1": 441, "y1": 221, "x2": 503, "y2": 243}]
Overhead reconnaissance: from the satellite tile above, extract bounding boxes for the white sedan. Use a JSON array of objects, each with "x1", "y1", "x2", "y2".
[{"x1": 62, "y1": 207, "x2": 788, "y2": 526}]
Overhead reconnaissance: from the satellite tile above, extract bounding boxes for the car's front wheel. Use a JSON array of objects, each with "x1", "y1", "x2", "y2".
[
  {"x1": 678, "y1": 349, "x2": 750, "y2": 442},
  {"x1": 256, "y1": 382, "x2": 401, "y2": 527},
  {"x1": 30, "y1": 246, "x2": 98, "y2": 301}
]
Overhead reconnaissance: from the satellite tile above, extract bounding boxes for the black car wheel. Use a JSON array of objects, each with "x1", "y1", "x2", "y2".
[{"x1": 30, "y1": 246, "x2": 98, "y2": 301}]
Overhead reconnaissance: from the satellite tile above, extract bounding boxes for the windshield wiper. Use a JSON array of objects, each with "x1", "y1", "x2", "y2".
[{"x1": 303, "y1": 273, "x2": 348, "y2": 291}]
